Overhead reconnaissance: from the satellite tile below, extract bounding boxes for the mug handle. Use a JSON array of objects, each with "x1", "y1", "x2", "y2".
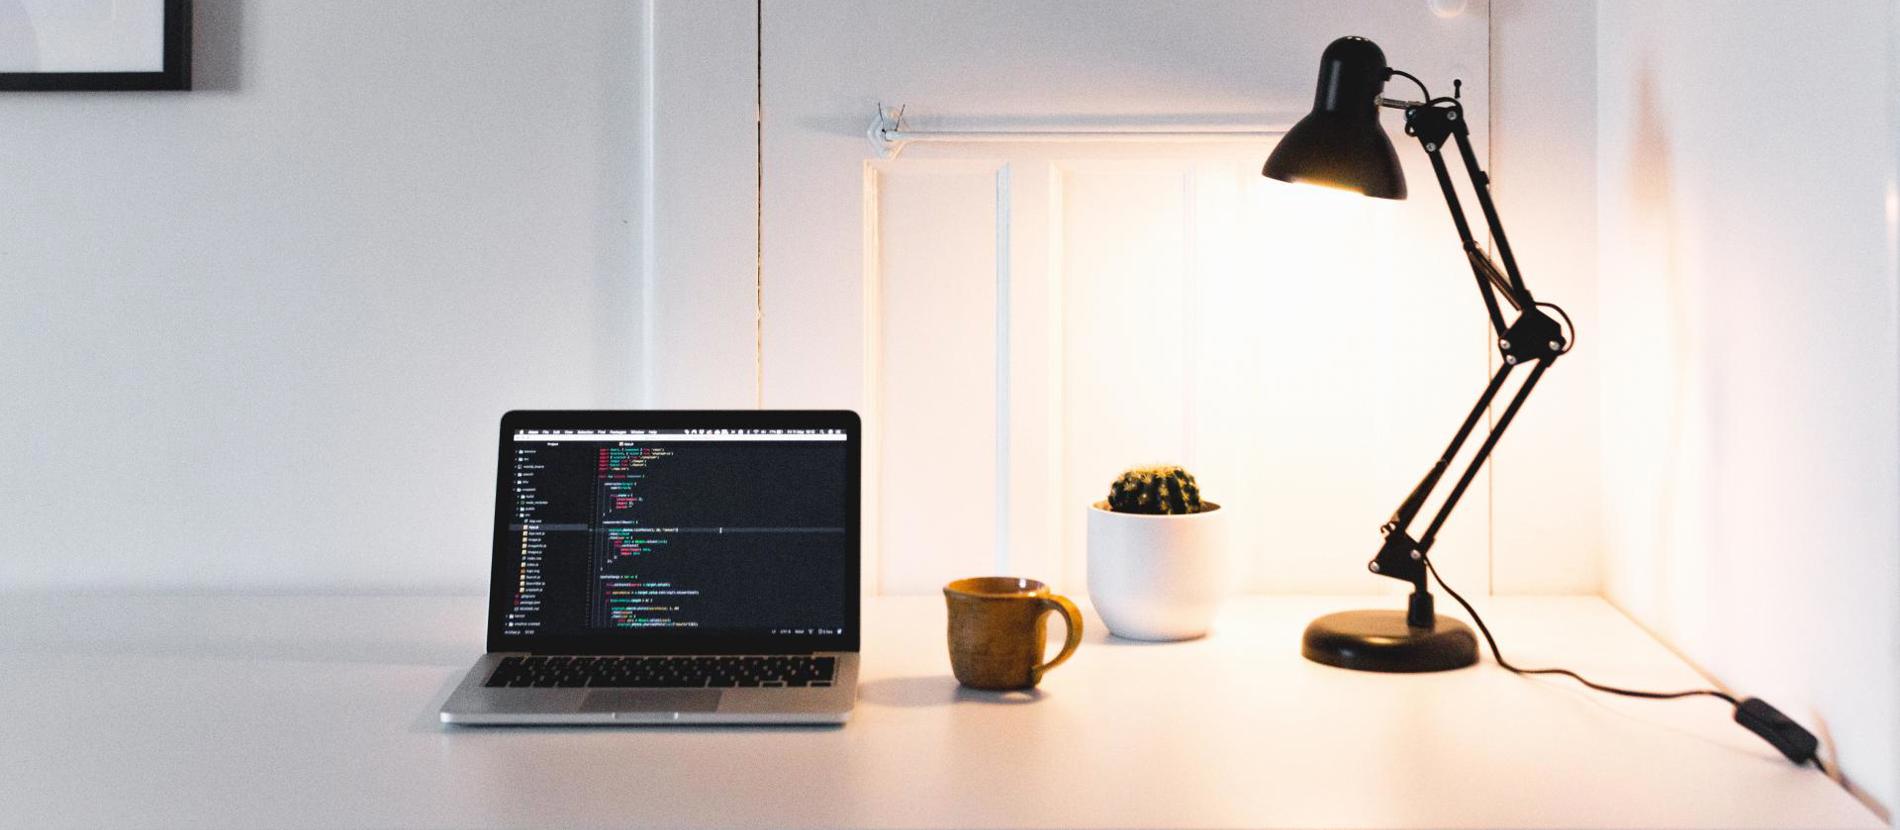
[{"x1": 1030, "y1": 594, "x2": 1084, "y2": 683}]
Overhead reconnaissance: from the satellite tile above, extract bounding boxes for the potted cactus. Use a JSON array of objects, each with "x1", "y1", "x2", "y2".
[{"x1": 1087, "y1": 465, "x2": 1228, "y2": 641}]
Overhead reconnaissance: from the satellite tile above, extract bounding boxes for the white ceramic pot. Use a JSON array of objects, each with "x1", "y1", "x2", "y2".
[{"x1": 1086, "y1": 501, "x2": 1228, "y2": 641}]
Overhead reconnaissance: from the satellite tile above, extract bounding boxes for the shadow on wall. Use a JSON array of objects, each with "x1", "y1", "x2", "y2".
[
  {"x1": 193, "y1": 0, "x2": 243, "y2": 92},
  {"x1": 1619, "y1": 58, "x2": 1702, "y2": 637}
]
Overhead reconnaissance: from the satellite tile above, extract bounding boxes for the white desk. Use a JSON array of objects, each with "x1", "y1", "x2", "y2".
[{"x1": 0, "y1": 594, "x2": 1878, "y2": 829}]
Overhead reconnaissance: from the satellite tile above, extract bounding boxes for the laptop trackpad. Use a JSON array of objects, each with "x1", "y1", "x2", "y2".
[{"x1": 579, "y1": 689, "x2": 722, "y2": 713}]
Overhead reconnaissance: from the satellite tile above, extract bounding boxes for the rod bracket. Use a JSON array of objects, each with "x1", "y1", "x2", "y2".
[{"x1": 867, "y1": 103, "x2": 908, "y2": 159}]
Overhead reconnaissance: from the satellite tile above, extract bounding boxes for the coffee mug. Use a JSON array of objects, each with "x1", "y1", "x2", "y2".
[{"x1": 943, "y1": 577, "x2": 1084, "y2": 690}]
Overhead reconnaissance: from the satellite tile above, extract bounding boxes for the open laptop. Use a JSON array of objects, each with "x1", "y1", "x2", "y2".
[{"x1": 440, "y1": 410, "x2": 861, "y2": 725}]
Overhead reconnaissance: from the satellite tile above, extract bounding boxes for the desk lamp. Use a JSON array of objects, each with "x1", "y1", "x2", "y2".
[
  {"x1": 1264, "y1": 36, "x2": 1572, "y2": 673},
  {"x1": 1257, "y1": 37, "x2": 1836, "y2": 772}
]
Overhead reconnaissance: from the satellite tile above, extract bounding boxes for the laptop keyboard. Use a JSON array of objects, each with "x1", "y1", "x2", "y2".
[{"x1": 484, "y1": 655, "x2": 838, "y2": 689}]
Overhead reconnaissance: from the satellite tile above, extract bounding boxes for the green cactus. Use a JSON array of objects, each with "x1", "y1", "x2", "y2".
[{"x1": 1106, "y1": 465, "x2": 1205, "y2": 515}]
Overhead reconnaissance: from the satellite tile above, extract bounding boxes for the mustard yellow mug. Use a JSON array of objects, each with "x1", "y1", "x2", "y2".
[{"x1": 942, "y1": 577, "x2": 1084, "y2": 690}]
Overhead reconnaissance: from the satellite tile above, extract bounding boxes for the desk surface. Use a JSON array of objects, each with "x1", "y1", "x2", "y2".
[{"x1": 0, "y1": 593, "x2": 1878, "y2": 829}]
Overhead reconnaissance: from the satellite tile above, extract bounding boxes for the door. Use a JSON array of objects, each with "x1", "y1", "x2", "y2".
[{"x1": 757, "y1": 1, "x2": 1495, "y2": 596}]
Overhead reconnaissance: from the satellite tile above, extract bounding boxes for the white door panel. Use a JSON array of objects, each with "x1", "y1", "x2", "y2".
[{"x1": 867, "y1": 163, "x2": 1003, "y2": 592}]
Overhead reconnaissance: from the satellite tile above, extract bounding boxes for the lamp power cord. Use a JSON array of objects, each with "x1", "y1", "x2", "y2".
[{"x1": 1422, "y1": 556, "x2": 1830, "y2": 775}]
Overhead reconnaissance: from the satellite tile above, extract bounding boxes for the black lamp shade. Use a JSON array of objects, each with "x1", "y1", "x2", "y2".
[{"x1": 1263, "y1": 36, "x2": 1407, "y2": 200}]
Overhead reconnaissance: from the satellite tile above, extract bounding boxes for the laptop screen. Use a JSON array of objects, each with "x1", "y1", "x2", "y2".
[{"x1": 487, "y1": 411, "x2": 860, "y2": 654}]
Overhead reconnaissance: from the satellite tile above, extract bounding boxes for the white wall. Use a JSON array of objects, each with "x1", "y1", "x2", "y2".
[
  {"x1": 0, "y1": 1, "x2": 645, "y2": 592},
  {"x1": 1597, "y1": 1, "x2": 1900, "y2": 815},
  {"x1": 0, "y1": 0, "x2": 1611, "y2": 604}
]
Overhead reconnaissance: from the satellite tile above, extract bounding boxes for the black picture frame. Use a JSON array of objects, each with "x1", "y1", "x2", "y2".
[{"x1": 0, "y1": 0, "x2": 191, "y2": 92}]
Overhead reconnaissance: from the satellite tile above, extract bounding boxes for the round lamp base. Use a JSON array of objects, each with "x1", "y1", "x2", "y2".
[{"x1": 1301, "y1": 609, "x2": 1479, "y2": 673}]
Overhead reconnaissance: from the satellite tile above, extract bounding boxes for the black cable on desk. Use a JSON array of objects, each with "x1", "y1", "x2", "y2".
[{"x1": 1423, "y1": 557, "x2": 1827, "y2": 770}]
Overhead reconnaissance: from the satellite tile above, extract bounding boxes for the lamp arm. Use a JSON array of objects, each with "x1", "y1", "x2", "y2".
[
  {"x1": 1425, "y1": 147, "x2": 1512, "y2": 333},
  {"x1": 1415, "y1": 359, "x2": 1549, "y2": 552},
  {"x1": 1381, "y1": 361, "x2": 1514, "y2": 539},
  {"x1": 1371, "y1": 358, "x2": 1551, "y2": 625},
  {"x1": 1365, "y1": 94, "x2": 1569, "y2": 624},
  {"x1": 1449, "y1": 117, "x2": 1533, "y2": 303}
]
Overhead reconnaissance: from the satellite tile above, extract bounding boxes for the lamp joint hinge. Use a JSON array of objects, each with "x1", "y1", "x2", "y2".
[
  {"x1": 1499, "y1": 308, "x2": 1566, "y2": 364},
  {"x1": 1403, "y1": 101, "x2": 1464, "y2": 147},
  {"x1": 1370, "y1": 530, "x2": 1426, "y2": 584}
]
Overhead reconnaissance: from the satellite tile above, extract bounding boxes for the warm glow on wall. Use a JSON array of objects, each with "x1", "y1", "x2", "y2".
[{"x1": 865, "y1": 150, "x2": 1487, "y2": 595}]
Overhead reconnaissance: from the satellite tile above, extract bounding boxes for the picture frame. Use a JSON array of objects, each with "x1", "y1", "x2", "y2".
[{"x1": 0, "y1": 0, "x2": 191, "y2": 91}]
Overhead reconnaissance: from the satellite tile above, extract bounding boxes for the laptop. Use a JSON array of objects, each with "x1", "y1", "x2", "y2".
[{"x1": 440, "y1": 410, "x2": 861, "y2": 725}]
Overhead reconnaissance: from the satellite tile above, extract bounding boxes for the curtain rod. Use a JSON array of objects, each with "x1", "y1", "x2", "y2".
[{"x1": 868, "y1": 105, "x2": 1287, "y2": 158}]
